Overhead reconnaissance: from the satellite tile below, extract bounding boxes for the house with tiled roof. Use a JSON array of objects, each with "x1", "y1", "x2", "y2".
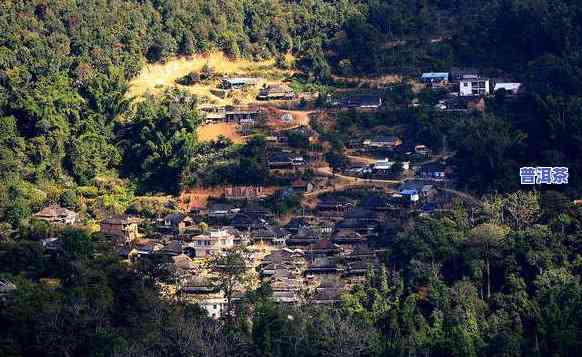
[
  {"x1": 100, "y1": 216, "x2": 141, "y2": 243},
  {"x1": 286, "y1": 227, "x2": 320, "y2": 247},
  {"x1": 179, "y1": 277, "x2": 227, "y2": 319},
  {"x1": 311, "y1": 277, "x2": 345, "y2": 305},
  {"x1": 331, "y1": 229, "x2": 368, "y2": 248},
  {"x1": 33, "y1": 205, "x2": 78, "y2": 225}
]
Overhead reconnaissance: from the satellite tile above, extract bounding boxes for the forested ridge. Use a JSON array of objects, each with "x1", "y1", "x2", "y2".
[{"x1": 2, "y1": 0, "x2": 582, "y2": 356}]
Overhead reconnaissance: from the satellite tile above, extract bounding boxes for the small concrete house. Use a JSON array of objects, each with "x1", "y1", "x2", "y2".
[{"x1": 459, "y1": 78, "x2": 490, "y2": 97}]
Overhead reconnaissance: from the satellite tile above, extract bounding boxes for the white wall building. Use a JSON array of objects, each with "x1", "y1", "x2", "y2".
[
  {"x1": 198, "y1": 296, "x2": 228, "y2": 319},
  {"x1": 459, "y1": 78, "x2": 490, "y2": 96},
  {"x1": 189, "y1": 228, "x2": 235, "y2": 258},
  {"x1": 494, "y1": 82, "x2": 521, "y2": 94}
]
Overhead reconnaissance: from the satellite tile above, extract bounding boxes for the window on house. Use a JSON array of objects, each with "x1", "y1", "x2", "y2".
[{"x1": 464, "y1": 82, "x2": 469, "y2": 87}]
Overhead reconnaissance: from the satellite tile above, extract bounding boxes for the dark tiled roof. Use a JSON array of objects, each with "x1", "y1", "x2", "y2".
[
  {"x1": 346, "y1": 95, "x2": 382, "y2": 107},
  {"x1": 163, "y1": 213, "x2": 187, "y2": 226},
  {"x1": 34, "y1": 205, "x2": 76, "y2": 218},
  {"x1": 208, "y1": 203, "x2": 236, "y2": 211},
  {"x1": 269, "y1": 152, "x2": 293, "y2": 162},
  {"x1": 317, "y1": 196, "x2": 352, "y2": 208},
  {"x1": 312, "y1": 287, "x2": 343, "y2": 304},
  {"x1": 360, "y1": 196, "x2": 391, "y2": 209},
  {"x1": 332, "y1": 229, "x2": 365, "y2": 243},
  {"x1": 284, "y1": 217, "x2": 310, "y2": 231},
  {"x1": 372, "y1": 135, "x2": 398, "y2": 143},
  {"x1": 345, "y1": 208, "x2": 378, "y2": 220}
]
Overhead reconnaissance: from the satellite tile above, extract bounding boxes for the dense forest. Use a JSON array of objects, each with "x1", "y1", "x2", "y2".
[{"x1": 2, "y1": 0, "x2": 582, "y2": 356}]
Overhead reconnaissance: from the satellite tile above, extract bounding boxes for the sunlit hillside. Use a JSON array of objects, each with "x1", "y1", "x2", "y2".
[{"x1": 128, "y1": 52, "x2": 294, "y2": 106}]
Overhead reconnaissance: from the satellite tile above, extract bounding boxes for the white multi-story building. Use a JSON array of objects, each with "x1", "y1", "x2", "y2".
[
  {"x1": 189, "y1": 228, "x2": 234, "y2": 258},
  {"x1": 459, "y1": 78, "x2": 490, "y2": 96}
]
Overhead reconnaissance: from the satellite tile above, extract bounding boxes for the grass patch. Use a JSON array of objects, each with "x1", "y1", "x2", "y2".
[{"x1": 128, "y1": 52, "x2": 295, "y2": 106}]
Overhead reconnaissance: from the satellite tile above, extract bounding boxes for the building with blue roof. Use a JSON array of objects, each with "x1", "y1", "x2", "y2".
[
  {"x1": 421, "y1": 72, "x2": 449, "y2": 88},
  {"x1": 400, "y1": 189, "x2": 420, "y2": 202}
]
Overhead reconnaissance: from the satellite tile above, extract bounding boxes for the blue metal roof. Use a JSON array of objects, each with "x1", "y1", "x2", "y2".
[
  {"x1": 421, "y1": 72, "x2": 449, "y2": 79},
  {"x1": 400, "y1": 189, "x2": 419, "y2": 195}
]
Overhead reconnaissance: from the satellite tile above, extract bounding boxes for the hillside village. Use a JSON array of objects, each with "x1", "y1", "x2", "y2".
[
  {"x1": 28, "y1": 61, "x2": 511, "y2": 319},
  {"x1": 2, "y1": 1, "x2": 582, "y2": 355}
]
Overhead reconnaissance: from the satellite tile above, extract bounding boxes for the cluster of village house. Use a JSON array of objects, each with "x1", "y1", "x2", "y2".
[
  {"x1": 197, "y1": 75, "x2": 385, "y2": 133},
  {"x1": 203, "y1": 81, "x2": 447, "y2": 185},
  {"x1": 31, "y1": 169, "x2": 456, "y2": 318},
  {"x1": 202, "y1": 67, "x2": 515, "y2": 131},
  {"x1": 420, "y1": 67, "x2": 521, "y2": 112},
  {"x1": 204, "y1": 68, "x2": 503, "y2": 187},
  {"x1": 196, "y1": 77, "x2": 296, "y2": 130},
  {"x1": 24, "y1": 70, "x2": 484, "y2": 318},
  {"x1": 30, "y1": 173, "x2": 453, "y2": 320}
]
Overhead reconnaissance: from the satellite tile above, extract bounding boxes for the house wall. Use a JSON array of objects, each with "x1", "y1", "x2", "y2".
[
  {"x1": 182, "y1": 294, "x2": 227, "y2": 319},
  {"x1": 200, "y1": 297, "x2": 227, "y2": 319},
  {"x1": 191, "y1": 231, "x2": 234, "y2": 257},
  {"x1": 460, "y1": 79, "x2": 490, "y2": 96},
  {"x1": 100, "y1": 223, "x2": 124, "y2": 240},
  {"x1": 100, "y1": 222, "x2": 139, "y2": 243}
]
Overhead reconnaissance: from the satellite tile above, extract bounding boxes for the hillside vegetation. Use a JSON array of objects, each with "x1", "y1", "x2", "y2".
[{"x1": 2, "y1": 1, "x2": 582, "y2": 356}]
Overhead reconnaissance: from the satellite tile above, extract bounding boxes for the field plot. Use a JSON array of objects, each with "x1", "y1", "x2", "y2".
[{"x1": 196, "y1": 122, "x2": 243, "y2": 144}]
